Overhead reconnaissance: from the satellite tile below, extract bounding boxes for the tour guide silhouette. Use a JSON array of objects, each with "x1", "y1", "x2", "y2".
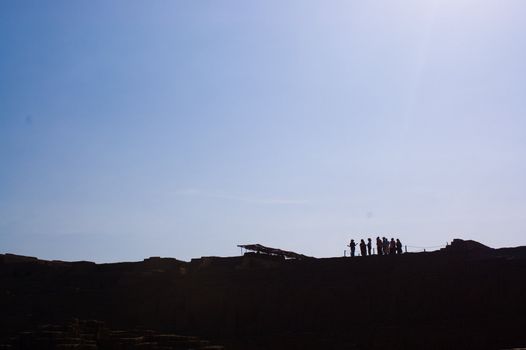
[{"x1": 348, "y1": 239, "x2": 357, "y2": 257}]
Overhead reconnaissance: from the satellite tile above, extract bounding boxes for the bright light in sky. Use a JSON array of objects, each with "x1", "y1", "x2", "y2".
[{"x1": 1, "y1": 1, "x2": 525, "y2": 262}]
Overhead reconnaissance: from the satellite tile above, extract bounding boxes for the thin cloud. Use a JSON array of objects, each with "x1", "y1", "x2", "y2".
[{"x1": 174, "y1": 188, "x2": 309, "y2": 205}]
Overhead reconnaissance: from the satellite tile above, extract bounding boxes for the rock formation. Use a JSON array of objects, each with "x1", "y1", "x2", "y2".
[
  {"x1": 1, "y1": 239, "x2": 525, "y2": 349},
  {"x1": 0, "y1": 319, "x2": 223, "y2": 350}
]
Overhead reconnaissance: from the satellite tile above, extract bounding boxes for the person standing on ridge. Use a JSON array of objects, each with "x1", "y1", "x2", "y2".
[
  {"x1": 396, "y1": 238, "x2": 403, "y2": 254},
  {"x1": 367, "y1": 238, "x2": 372, "y2": 256},
  {"x1": 359, "y1": 239, "x2": 367, "y2": 257},
  {"x1": 383, "y1": 237, "x2": 389, "y2": 255},
  {"x1": 390, "y1": 238, "x2": 396, "y2": 255},
  {"x1": 376, "y1": 237, "x2": 383, "y2": 255},
  {"x1": 349, "y1": 239, "x2": 357, "y2": 257}
]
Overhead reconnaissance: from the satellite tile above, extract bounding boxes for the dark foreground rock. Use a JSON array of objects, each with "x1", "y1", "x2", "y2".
[
  {"x1": 0, "y1": 319, "x2": 223, "y2": 350},
  {"x1": 1, "y1": 239, "x2": 526, "y2": 350}
]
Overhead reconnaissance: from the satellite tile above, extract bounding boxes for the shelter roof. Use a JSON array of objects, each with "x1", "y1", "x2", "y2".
[{"x1": 237, "y1": 244, "x2": 310, "y2": 260}]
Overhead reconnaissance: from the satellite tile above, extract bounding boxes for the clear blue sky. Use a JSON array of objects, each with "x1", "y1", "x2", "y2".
[{"x1": 1, "y1": 0, "x2": 525, "y2": 262}]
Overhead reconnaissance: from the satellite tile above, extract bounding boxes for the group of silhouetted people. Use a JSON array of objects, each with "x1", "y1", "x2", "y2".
[{"x1": 348, "y1": 237, "x2": 403, "y2": 257}]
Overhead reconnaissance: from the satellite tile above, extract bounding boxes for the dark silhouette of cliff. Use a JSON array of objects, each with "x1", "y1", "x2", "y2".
[{"x1": 1, "y1": 239, "x2": 525, "y2": 350}]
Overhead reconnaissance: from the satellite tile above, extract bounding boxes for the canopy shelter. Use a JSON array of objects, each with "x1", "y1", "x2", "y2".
[{"x1": 237, "y1": 244, "x2": 310, "y2": 260}]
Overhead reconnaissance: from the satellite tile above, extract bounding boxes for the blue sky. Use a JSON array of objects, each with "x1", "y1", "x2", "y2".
[{"x1": 1, "y1": 0, "x2": 525, "y2": 262}]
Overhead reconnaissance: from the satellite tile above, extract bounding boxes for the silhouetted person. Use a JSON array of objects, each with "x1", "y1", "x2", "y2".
[
  {"x1": 383, "y1": 237, "x2": 389, "y2": 255},
  {"x1": 359, "y1": 239, "x2": 367, "y2": 257},
  {"x1": 349, "y1": 239, "x2": 357, "y2": 257},
  {"x1": 376, "y1": 237, "x2": 383, "y2": 255},
  {"x1": 396, "y1": 238, "x2": 403, "y2": 254},
  {"x1": 367, "y1": 238, "x2": 372, "y2": 256},
  {"x1": 389, "y1": 238, "x2": 396, "y2": 255}
]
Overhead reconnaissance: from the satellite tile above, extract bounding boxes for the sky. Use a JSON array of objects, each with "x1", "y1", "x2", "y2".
[{"x1": 1, "y1": 0, "x2": 525, "y2": 262}]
